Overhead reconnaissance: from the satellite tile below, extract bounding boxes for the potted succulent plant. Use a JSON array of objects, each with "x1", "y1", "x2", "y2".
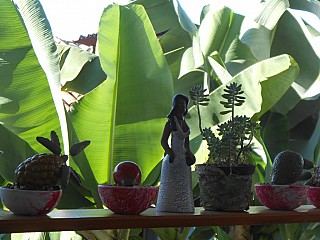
[
  {"x1": 0, "y1": 130, "x2": 90, "y2": 215},
  {"x1": 189, "y1": 82, "x2": 258, "y2": 211}
]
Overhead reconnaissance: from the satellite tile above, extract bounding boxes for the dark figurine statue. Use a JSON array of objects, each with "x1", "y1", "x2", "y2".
[{"x1": 156, "y1": 94, "x2": 195, "y2": 213}]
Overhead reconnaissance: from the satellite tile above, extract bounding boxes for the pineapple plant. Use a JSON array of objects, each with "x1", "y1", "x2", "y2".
[{"x1": 12, "y1": 130, "x2": 90, "y2": 190}]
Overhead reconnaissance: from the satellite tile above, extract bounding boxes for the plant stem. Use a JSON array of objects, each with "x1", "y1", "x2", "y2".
[{"x1": 197, "y1": 102, "x2": 203, "y2": 135}]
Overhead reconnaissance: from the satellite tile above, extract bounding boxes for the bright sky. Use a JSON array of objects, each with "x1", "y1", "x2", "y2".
[
  {"x1": 40, "y1": 0, "x2": 248, "y2": 40},
  {"x1": 39, "y1": 0, "x2": 257, "y2": 41},
  {"x1": 40, "y1": 0, "x2": 212, "y2": 40}
]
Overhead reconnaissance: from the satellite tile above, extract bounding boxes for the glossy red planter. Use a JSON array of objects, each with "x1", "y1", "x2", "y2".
[
  {"x1": 255, "y1": 184, "x2": 309, "y2": 210},
  {"x1": 98, "y1": 185, "x2": 158, "y2": 214},
  {"x1": 0, "y1": 187, "x2": 62, "y2": 215},
  {"x1": 307, "y1": 186, "x2": 320, "y2": 208}
]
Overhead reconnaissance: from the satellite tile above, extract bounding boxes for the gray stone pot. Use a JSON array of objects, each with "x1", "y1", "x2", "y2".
[{"x1": 195, "y1": 164, "x2": 255, "y2": 211}]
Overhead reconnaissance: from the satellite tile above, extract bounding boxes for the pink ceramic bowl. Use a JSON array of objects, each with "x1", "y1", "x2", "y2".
[
  {"x1": 255, "y1": 184, "x2": 309, "y2": 210},
  {"x1": 307, "y1": 186, "x2": 320, "y2": 208},
  {"x1": 98, "y1": 185, "x2": 158, "y2": 214},
  {"x1": 0, "y1": 187, "x2": 62, "y2": 215}
]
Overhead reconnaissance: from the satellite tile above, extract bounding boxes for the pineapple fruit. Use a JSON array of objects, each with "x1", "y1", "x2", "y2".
[{"x1": 14, "y1": 130, "x2": 90, "y2": 190}]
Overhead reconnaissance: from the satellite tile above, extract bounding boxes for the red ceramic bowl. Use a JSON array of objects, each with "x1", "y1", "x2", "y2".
[
  {"x1": 98, "y1": 185, "x2": 158, "y2": 214},
  {"x1": 307, "y1": 186, "x2": 320, "y2": 208},
  {"x1": 0, "y1": 187, "x2": 62, "y2": 215},
  {"x1": 255, "y1": 184, "x2": 309, "y2": 210}
]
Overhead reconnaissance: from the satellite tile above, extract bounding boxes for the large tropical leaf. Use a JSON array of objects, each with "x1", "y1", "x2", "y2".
[
  {"x1": 130, "y1": 0, "x2": 180, "y2": 34},
  {"x1": 0, "y1": 125, "x2": 36, "y2": 182},
  {"x1": 57, "y1": 43, "x2": 107, "y2": 94},
  {"x1": 187, "y1": 54, "x2": 299, "y2": 139},
  {"x1": 159, "y1": 27, "x2": 204, "y2": 95},
  {"x1": 13, "y1": 0, "x2": 69, "y2": 151},
  {"x1": 176, "y1": 5, "x2": 257, "y2": 89},
  {"x1": 172, "y1": 0, "x2": 198, "y2": 37},
  {"x1": 289, "y1": 0, "x2": 320, "y2": 17},
  {"x1": 198, "y1": 6, "x2": 243, "y2": 60},
  {"x1": 69, "y1": 4, "x2": 174, "y2": 184},
  {"x1": 0, "y1": 0, "x2": 64, "y2": 153},
  {"x1": 261, "y1": 111, "x2": 290, "y2": 160},
  {"x1": 0, "y1": 0, "x2": 93, "y2": 209},
  {"x1": 271, "y1": 8, "x2": 320, "y2": 114}
]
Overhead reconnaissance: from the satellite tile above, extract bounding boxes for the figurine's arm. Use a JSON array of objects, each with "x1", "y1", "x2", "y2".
[
  {"x1": 185, "y1": 134, "x2": 196, "y2": 166},
  {"x1": 185, "y1": 136, "x2": 192, "y2": 153},
  {"x1": 161, "y1": 121, "x2": 174, "y2": 162}
]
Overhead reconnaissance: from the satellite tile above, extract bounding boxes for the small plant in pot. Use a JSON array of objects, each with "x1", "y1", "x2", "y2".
[
  {"x1": 255, "y1": 150, "x2": 312, "y2": 210},
  {"x1": 0, "y1": 130, "x2": 90, "y2": 215},
  {"x1": 189, "y1": 82, "x2": 258, "y2": 211}
]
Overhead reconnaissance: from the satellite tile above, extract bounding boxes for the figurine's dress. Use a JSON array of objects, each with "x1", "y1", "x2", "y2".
[{"x1": 156, "y1": 117, "x2": 194, "y2": 213}]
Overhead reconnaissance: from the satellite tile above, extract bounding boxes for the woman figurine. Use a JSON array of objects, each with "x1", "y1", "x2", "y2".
[{"x1": 156, "y1": 94, "x2": 195, "y2": 213}]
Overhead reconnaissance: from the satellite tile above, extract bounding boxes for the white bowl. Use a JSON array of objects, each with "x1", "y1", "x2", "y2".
[{"x1": 0, "y1": 187, "x2": 62, "y2": 215}]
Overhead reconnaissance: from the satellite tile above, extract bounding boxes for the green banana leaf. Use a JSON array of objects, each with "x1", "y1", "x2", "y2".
[
  {"x1": 238, "y1": 0, "x2": 320, "y2": 119},
  {"x1": 159, "y1": 26, "x2": 204, "y2": 95},
  {"x1": 172, "y1": 0, "x2": 198, "y2": 37},
  {"x1": 69, "y1": 4, "x2": 174, "y2": 184},
  {"x1": 14, "y1": 0, "x2": 69, "y2": 150},
  {"x1": 187, "y1": 54, "x2": 299, "y2": 140},
  {"x1": 0, "y1": 125, "x2": 36, "y2": 182},
  {"x1": 0, "y1": 0, "x2": 66, "y2": 153},
  {"x1": 57, "y1": 43, "x2": 107, "y2": 94},
  {"x1": 253, "y1": 0, "x2": 290, "y2": 31},
  {"x1": 198, "y1": 6, "x2": 243, "y2": 60},
  {"x1": 261, "y1": 112, "x2": 290, "y2": 160},
  {"x1": 176, "y1": 5, "x2": 259, "y2": 88},
  {"x1": 131, "y1": 0, "x2": 181, "y2": 34},
  {"x1": 0, "y1": 0, "x2": 98, "y2": 208},
  {"x1": 289, "y1": 0, "x2": 320, "y2": 18},
  {"x1": 235, "y1": 0, "x2": 289, "y2": 61},
  {"x1": 271, "y1": 9, "x2": 320, "y2": 114}
]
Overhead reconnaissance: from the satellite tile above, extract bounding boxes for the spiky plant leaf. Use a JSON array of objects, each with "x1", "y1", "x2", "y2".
[
  {"x1": 36, "y1": 136, "x2": 61, "y2": 155},
  {"x1": 50, "y1": 130, "x2": 60, "y2": 151},
  {"x1": 69, "y1": 140, "x2": 91, "y2": 157}
]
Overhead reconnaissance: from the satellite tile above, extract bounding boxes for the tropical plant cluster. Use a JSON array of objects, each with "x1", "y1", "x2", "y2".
[{"x1": 0, "y1": 0, "x2": 319, "y2": 239}]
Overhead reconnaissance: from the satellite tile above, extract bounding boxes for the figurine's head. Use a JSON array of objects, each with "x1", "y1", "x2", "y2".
[{"x1": 167, "y1": 94, "x2": 189, "y2": 118}]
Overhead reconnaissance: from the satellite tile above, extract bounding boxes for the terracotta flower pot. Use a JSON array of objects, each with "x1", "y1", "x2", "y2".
[
  {"x1": 98, "y1": 185, "x2": 158, "y2": 214},
  {"x1": 0, "y1": 187, "x2": 62, "y2": 215},
  {"x1": 255, "y1": 184, "x2": 309, "y2": 210}
]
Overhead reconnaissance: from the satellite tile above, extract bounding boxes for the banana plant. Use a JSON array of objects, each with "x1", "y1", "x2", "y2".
[{"x1": 0, "y1": 0, "x2": 174, "y2": 208}]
